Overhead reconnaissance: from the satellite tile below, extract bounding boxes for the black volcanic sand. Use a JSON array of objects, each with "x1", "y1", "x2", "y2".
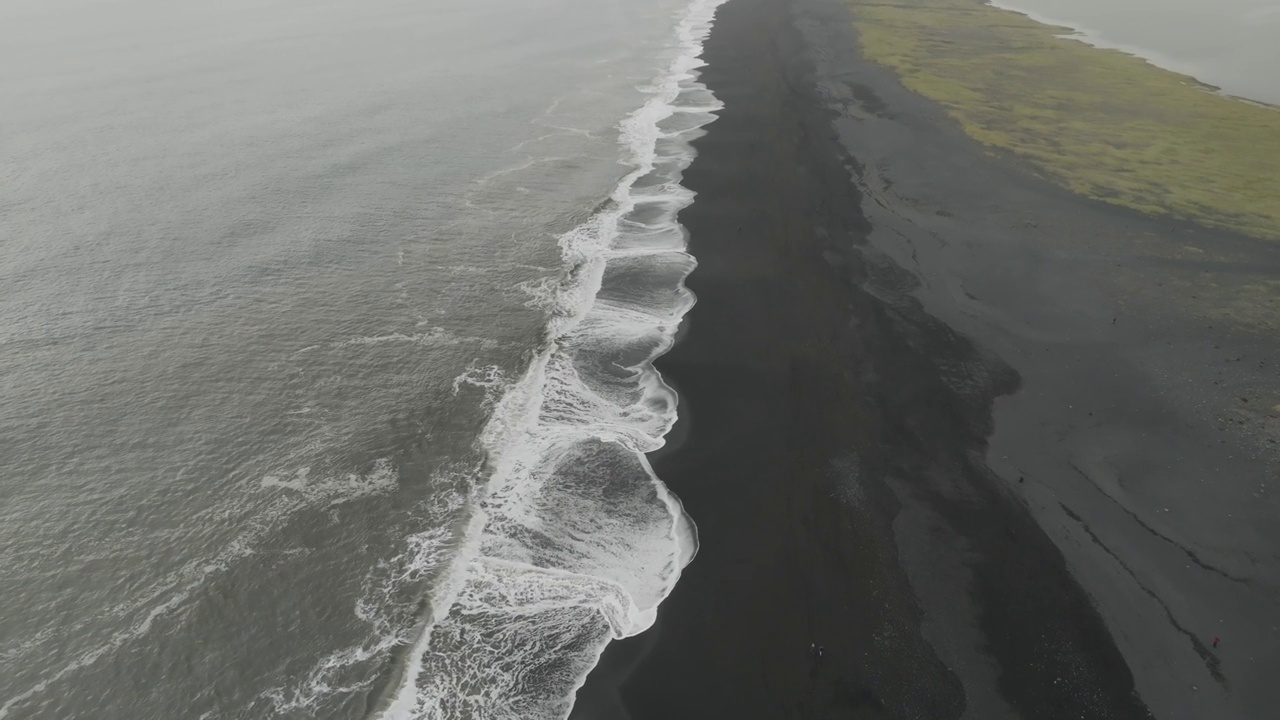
[{"x1": 572, "y1": 0, "x2": 1280, "y2": 718}]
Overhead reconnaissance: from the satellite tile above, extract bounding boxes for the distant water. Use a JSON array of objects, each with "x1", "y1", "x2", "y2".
[
  {"x1": 0, "y1": 0, "x2": 725, "y2": 717},
  {"x1": 988, "y1": 0, "x2": 1280, "y2": 106}
]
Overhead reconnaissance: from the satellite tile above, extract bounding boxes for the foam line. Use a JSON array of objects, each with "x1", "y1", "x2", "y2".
[{"x1": 374, "y1": 0, "x2": 728, "y2": 717}]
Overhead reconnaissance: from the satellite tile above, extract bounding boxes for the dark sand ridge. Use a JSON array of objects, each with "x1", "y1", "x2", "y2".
[{"x1": 572, "y1": 0, "x2": 1280, "y2": 718}]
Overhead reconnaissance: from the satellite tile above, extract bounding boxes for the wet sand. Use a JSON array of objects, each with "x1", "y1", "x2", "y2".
[{"x1": 572, "y1": 0, "x2": 1280, "y2": 717}]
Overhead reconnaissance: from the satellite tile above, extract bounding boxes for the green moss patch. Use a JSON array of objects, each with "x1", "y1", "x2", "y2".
[{"x1": 848, "y1": 0, "x2": 1280, "y2": 240}]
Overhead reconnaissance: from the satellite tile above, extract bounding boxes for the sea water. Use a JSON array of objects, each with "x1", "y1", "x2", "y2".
[{"x1": 0, "y1": 0, "x2": 726, "y2": 717}]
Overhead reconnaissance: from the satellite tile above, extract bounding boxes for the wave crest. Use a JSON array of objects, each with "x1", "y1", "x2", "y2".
[{"x1": 377, "y1": 1, "x2": 727, "y2": 717}]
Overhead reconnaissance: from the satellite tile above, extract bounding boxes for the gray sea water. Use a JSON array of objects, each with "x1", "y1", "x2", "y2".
[
  {"x1": 989, "y1": 0, "x2": 1280, "y2": 106},
  {"x1": 0, "y1": 0, "x2": 726, "y2": 717}
]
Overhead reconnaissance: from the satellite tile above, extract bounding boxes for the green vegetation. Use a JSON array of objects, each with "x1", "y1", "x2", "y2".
[{"x1": 848, "y1": 0, "x2": 1280, "y2": 240}]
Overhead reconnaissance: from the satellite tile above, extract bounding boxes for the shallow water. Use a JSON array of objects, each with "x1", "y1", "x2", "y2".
[
  {"x1": 0, "y1": 0, "x2": 722, "y2": 716},
  {"x1": 989, "y1": 0, "x2": 1280, "y2": 105}
]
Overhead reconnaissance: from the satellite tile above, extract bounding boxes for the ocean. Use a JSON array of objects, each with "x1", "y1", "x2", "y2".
[
  {"x1": 0, "y1": 0, "x2": 725, "y2": 717},
  {"x1": 988, "y1": 0, "x2": 1280, "y2": 106}
]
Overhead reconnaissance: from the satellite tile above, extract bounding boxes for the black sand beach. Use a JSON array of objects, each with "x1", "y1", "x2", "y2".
[{"x1": 573, "y1": 0, "x2": 1280, "y2": 718}]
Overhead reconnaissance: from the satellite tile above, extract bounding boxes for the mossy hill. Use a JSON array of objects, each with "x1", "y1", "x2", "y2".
[{"x1": 849, "y1": 0, "x2": 1280, "y2": 241}]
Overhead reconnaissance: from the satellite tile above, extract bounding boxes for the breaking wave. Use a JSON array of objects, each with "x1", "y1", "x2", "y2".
[{"x1": 373, "y1": 1, "x2": 727, "y2": 717}]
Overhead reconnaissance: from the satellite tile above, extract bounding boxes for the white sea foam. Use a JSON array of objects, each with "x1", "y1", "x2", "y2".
[
  {"x1": 260, "y1": 458, "x2": 400, "y2": 507},
  {"x1": 451, "y1": 363, "x2": 509, "y2": 403},
  {"x1": 262, "y1": 465, "x2": 479, "y2": 715},
  {"x1": 375, "y1": 0, "x2": 727, "y2": 717},
  {"x1": 333, "y1": 327, "x2": 496, "y2": 350}
]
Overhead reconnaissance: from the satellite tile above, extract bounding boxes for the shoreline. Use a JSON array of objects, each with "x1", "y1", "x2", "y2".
[
  {"x1": 983, "y1": 0, "x2": 1278, "y2": 107},
  {"x1": 848, "y1": 0, "x2": 1280, "y2": 243},
  {"x1": 573, "y1": 0, "x2": 1280, "y2": 717},
  {"x1": 369, "y1": 1, "x2": 726, "y2": 715}
]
